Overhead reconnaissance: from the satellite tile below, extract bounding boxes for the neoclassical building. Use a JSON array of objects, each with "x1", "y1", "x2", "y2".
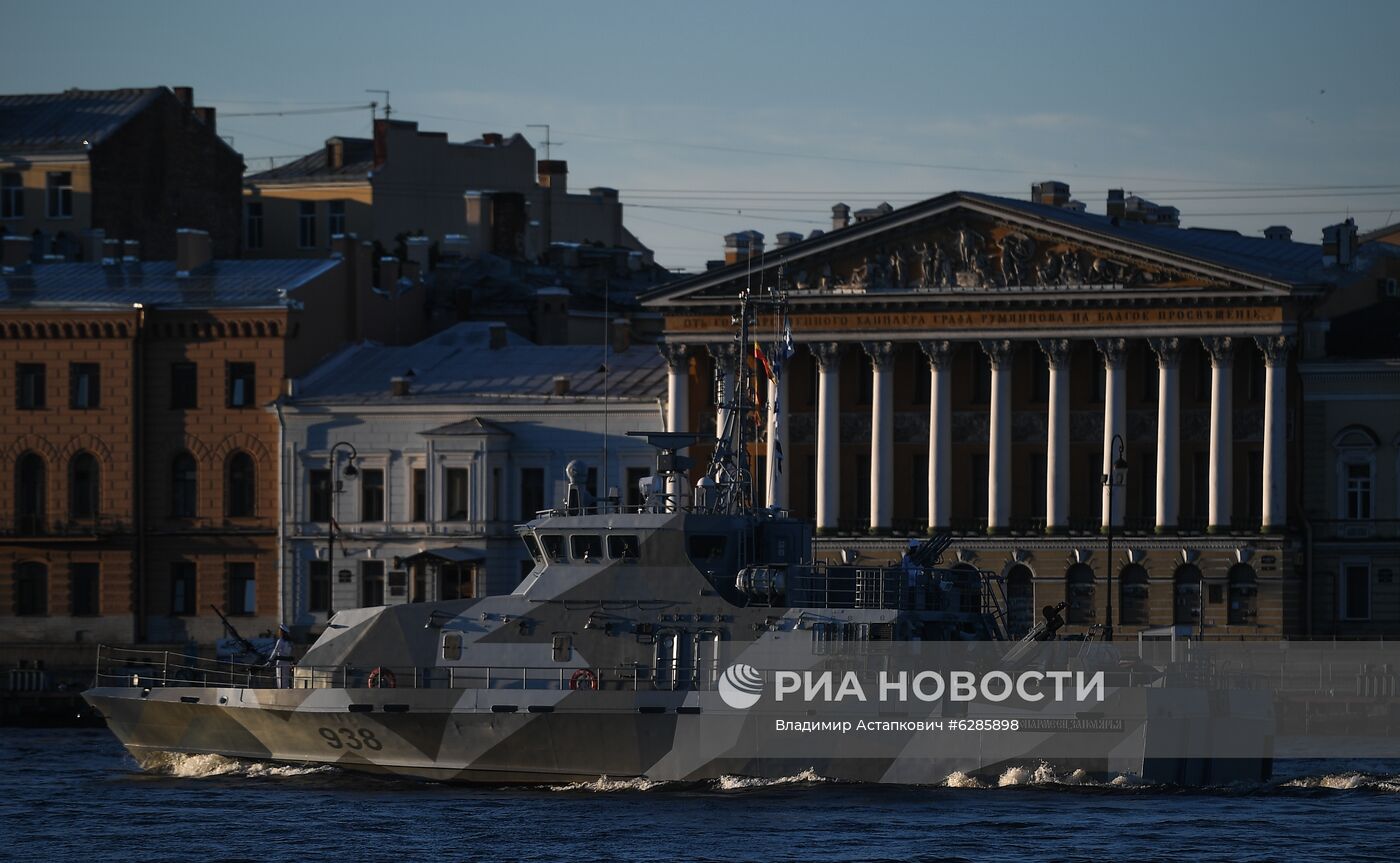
[{"x1": 642, "y1": 186, "x2": 1387, "y2": 639}]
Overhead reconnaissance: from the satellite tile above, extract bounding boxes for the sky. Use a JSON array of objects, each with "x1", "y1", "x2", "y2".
[{"x1": 4, "y1": 0, "x2": 1398, "y2": 272}]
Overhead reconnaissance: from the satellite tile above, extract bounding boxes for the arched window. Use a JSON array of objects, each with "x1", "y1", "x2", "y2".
[
  {"x1": 69, "y1": 451, "x2": 99, "y2": 519},
  {"x1": 1227, "y1": 564, "x2": 1258, "y2": 625},
  {"x1": 1005, "y1": 564, "x2": 1034, "y2": 637},
  {"x1": 172, "y1": 452, "x2": 198, "y2": 517},
  {"x1": 14, "y1": 561, "x2": 47, "y2": 615},
  {"x1": 1334, "y1": 426, "x2": 1378, "y2": 521},
  {"x1": 226, "y1": 452, "x2": 256, "y2": 517},
  {"x1": 1065, "y1": 563, "x2": 1096, "y2": 625},
  {"x1": 15, "y1": 452, "x2": 45, "y2": 534},
  {"x1": 1119, "y1": 564, "x2": 1150, "y2": 626},
  {"x1": 1173, "y1": 564, "x2": 1202, "y2": 626}
]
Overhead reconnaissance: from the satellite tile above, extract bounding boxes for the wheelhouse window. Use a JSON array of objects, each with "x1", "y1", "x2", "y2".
[
  {"x1": 445, "y1": 468, "x2": 469, "y2": 520},
  {"x1": 226, "y1": 452, "x2": 256, "y2": 517},
  {"x1": 172, "y1": 452, "x2": 198, "y2": 517},
  {"x1": 570, "y1": 534, "x2": 603, "y2": 562},
  {"x1": 360, "y1": 468, "x2": 384, "y2": 522},
  {"x1": 442, "y1": 633, "x2": 463, "y2": 661},
  {"x1": 70, "y1": 562, "x2": 99, "y2": 616},
  {"x1": 522, "y1": 534, "x2": 543, "y2": 563},
  {"x1": 607, "y1": 534, "x2": 640, "y2": 562},
  {"x1": 69, "y1": 363, "x2": 99, "y2": 408},
  {"x1": 539, "y1": 534, "x2": 564, "y2": 563},
  {"x1": 227, "y1": 562, "x2": 255, "y2": 615},
  {"x1": 68, "y1": 451, "x2": 99, "y2": 519},
  {"x1": 227, "y1": 362, "x2": 255, "y2": 408},
  {"x1": 15, "y1": 561, "x2": 47, "y2": 615},
  {"x1": 170, "y1": 562, "x2": 196, "y2": 616},
  {"x1": 17, "y1": 363, "x2": 45, "y2": 409},
  {"x1": 687, "y1": 534, "x2": 728, "y2": 565},
  {"x1": 46, "y1": 171, "x2": 72, "y2": 218}
]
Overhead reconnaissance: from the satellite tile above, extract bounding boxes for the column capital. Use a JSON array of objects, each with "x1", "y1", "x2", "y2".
[
  {"x1": 1147, "y1": 336, "x2": 1182, "y2": 368},
  {"x1": 918, "y1": 339, "x2": 954, "y2": 370},
  {"x1": 979, "y1": 338, "x2": 1014, "y2": 370},
  {"x1": 1093, "y1": 337, "x2": 1128, "y2": 369},
  {"x1": 862, "y1": 340, "x2": 896, "y2": 370},
  {"x1": 1201, "y1": 335, "x2": 1234, "y2": 367},
  {"x1": 810, "y1": 341, "x2": 842, "y2": 371},
  {"x1": 1254, "y1": 334, "x2": 1295, "y2": 368},
  {"x1": 708, "y1": 341, "x2": 740, "y2": 372},
  {"x1": 658, "y1": 342, "x2": 690, "y2": 371},
  {"x1": 1037, "y1": 338, "x2": 1071, "y2": 370}
]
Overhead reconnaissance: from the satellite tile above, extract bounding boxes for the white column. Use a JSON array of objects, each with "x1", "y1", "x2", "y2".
[
  {"x1": 981, "y1": 339, "x2": 1013, "y2": 532},
  {"x1": 1149, "y1": 337, "x2": 1181, "y2": 532},
  {"x1": 919, "y1": 340, "x2": 953, "y2": 531},
  {"x1": 864, "y1": 341, "x2": 895, "y2": 533},
  {"x1": 1038, "y1": 339, "x2": 1071, "y2": 532},
  {"x1": 708, "y1": 343, "x2": 738, "y2": 445},
  {"x1": 659, "y1": 343, "x2": 690, "y2": 509},
  {"x1": 1096, "y1": 338, "x2": 1128, "y2": 529},
  {"x1": 1203, "y1": 336, "x2": 1234, "y2": 532},
  {"x1": 812, "y1": 343, "x2": 842, "y2": 534},
  {"x1": 1256, "y1": 335, "x2": 1293, "y2": 532},
  {"x1": 764, "y1": 368, "x2": 789, "y2": 509}
]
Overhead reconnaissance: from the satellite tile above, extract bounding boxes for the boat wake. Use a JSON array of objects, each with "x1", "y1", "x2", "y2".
[{"x1": 132, "y1": 750, "x2": 338, "y2": 780}]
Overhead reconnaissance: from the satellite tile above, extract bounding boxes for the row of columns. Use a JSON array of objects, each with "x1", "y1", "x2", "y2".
[{"x1": 661, "y1": 334, "x2": 1293, "y2": 535}]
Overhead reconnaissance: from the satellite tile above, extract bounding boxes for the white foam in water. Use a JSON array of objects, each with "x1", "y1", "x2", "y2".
[
  {"x1": 997, "y1": 765, "x2": 1033, "y2": 786},
  {"x1": 943, "y1": 771, "x2": 985, "y2": 788},
  {"x1": 549, "y1": 775, "x2": 664, "y2": 792},
  {"x1": 1283, "y1": 773, "x2": 1369, "y2": 790},
  {"x1": 135, "y1": 750, "x2": 334, "y2": 779},
  {"x1": 715, "y1": 768, "x2": 828, "y2": 790}
]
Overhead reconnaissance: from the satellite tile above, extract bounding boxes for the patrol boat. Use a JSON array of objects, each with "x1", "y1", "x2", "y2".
[{"x1": 85, "y1": 291, "x2": 1271, "y2": 786}]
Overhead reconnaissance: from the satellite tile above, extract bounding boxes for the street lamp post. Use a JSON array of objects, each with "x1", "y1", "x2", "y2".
[
  {"x1": 1102, "y1": 433, "x2": 1127, "y2": 642},
  {"x1": 325, "y1": 441, "x2": 359, "y2": 622}
]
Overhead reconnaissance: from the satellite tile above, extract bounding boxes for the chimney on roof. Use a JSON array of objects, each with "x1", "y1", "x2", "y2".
[
  {"x1": 172, "y1": 86, "x2": 194, "y2": 107},
  {"x1": 876, "y1": 202, "x2": 894, "y2": 216},
  {"x1": 724, "y1": 232, "x2": 748, "y2": 265},
  {"x1": 552, "y1": 375, "x2": 570, "y2": 396},
  {"x1": 1106, "y1": 189, "x2": 1126, "y2": 222},
  {"x1": 1322, "y1": 218, "x2": 1359, "y2": 268},
  {"x1": 832, "y1": 203, "x2": 850, "y2": 230},
  {"x1": 775, "y1": 231, "x2": 802, "y2": 249},
  {"x1": 2, "y1": 235, "x2": 31, "y2": 270},
  {"x1": 1031, "y1": 181, "x2": 1070, "y2": 207},
  {"x1": 326, "y1": 138, "x2": 344, "y2": 170},
  {"x1": 482, "y1": 132, "x2": 504, "y2": 146},
  {"x1": 1264, "y1": 225, "x2": 1293, "y2": 242},
  {"x1": 390, "y1": 376, "x2": 411, "y2": 397},
  {"x1": 193, "y1": 106, "x2": 216, "y2": 134},
  {"x1": 405, "y1": 236, "x2": 430, "y2": 275},
  {"x1": 80, "y1": 228, "x2": 105, "y2": 263},
  {"x1": 175, "y1": 229, "x2": 212, "y2": 275},
  {"x1": 706, "y1": 260, "x2": 724, "y2": 271},
  {"x1": 610, "y1": 317, "x2": 632, "y2": 353},
  {"x1": 488, "y1": 322, "x2": 509, "y2": 350},
  {"x1": 538, "y1": 160, "x2": 567, "y2": 194}
]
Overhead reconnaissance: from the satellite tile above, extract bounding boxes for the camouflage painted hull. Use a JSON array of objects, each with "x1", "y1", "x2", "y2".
[{"x1": 84, "y1": 684, "x2": 1272, "y2": 786}]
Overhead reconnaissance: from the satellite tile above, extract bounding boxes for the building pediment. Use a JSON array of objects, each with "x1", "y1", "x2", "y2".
[{"x1": 642, "y1": 192, "x2": 1323, "y2": 310}]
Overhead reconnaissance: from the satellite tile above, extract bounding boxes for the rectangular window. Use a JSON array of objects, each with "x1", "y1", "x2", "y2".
[
  {"x1": 17, "y1": 363, "x2": 45, "y2": 409},
  {"x1": 607, "y1": 534, "x2": 640, "y2": 561},
  {"x1": 328, "y1": 200, "x2": 346, "y2": 237},
  {"x1": 388, "y1": 569, "x2": 407, "y2": 598},
  {"x1": 1, "y1": 172, "x2": 22, "y2": 219},
  {"x1": 46, "y1": 171, "x2": 72, "y2": 218},
  {"x1": 308, "y1": 469, "x2": 331, "y2": 522},
  {"x1": 442, "y1": 632, "x2": 463, "y2": 661},
  {"x1": 445, "y1": 468, "x2": 469, "y2": 520},
  {"x1": 570, "y1": 534, "x2": 603, "y2": 561},
  {"x1": 360, "y1": 468, "x2": 384, "y2": 522},
  {"x1": 170, "y1": 362, "x2": 197, "y2": 409},
  {"x1": 170, "y1": 562, "x2": 196, "y2": 616},
  {"x1": 227, "y1": 362, "x2": 254, "y2": 408},
  {"x1": 244, "y1": 202, "x2": 264, "y2": 250},
  {"x1": 298, "y1": 201, "x2": 316, "y2": 248},
  {"x1": 70, "y1": 563, "x2": 100, "y2": 616},
  {"x1": 227, "y1": 563, "x2": 255, "y2": 615},
  {"x1": 519, "y1": 467, "x2": 544, "y2": 520},
  {"x1": 411, "y1": 468, "x2": 426, "y2": 521},
  {"x1": 70, "y1": 363, "x2": 99, "y2": 409},
  {"x1": 361, "y1": 560, "x2": 385, "y2": 607},
  {"x1": 15, "y1": 563, "x2": 47, "y2": 616},
  {"x1": 308, "y1": 561, "x2": 330, "y2": 613},
  {"x1": 1345, "y1": 463, "x2": 1372, "y2": 520},
  {"x1": 1342, "y1": 562, "x2": 1371, "y2": 620}
]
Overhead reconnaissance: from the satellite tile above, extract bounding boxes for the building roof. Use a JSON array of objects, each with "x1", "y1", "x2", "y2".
[
  {"x1": 292, "y1": 322, "x2": 666, "y2": 406},
  {"x1": 0, "y1": 87, "x2": 164, "y2": 155},
  {"x1": 245, "y1": 137, "x2": 376, "y2": 184},
  {"x1": 0, "y1": 258, "x2": 340, "y2": 309}
]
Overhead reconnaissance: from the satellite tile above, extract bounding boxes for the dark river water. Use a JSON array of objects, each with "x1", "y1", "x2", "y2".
[{"x1": 2, "y1": 728, "x2": 1397, "y2": 862}]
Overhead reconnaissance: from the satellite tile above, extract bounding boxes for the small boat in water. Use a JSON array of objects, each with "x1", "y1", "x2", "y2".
[{"x1": 86, "y1": 291, "x2": 1272, "y2": 785}]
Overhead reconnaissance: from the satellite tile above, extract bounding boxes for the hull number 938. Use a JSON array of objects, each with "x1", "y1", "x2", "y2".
[{"x1": 318, "y1": 727, "x2": 383, "y2": 751}]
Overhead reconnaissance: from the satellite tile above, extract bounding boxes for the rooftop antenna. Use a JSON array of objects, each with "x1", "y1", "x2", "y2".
[
  {"x1": 526, "y1": 124, "x2": 561, "y2": 160},
  {"x1": 602, "y1": 276, "x2": 610, "y2": 507},
  {"x1": 366, "y1": 90, "x2": 391, "y2": 119}
]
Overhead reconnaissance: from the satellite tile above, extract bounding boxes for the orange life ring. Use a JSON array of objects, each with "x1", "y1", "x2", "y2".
[
  {"x1": 368, "y1": 667, "x2": 397, "y2": 688},
  {"x1": 569, "y1": 668, "x2": 597, "y2": 691}
]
